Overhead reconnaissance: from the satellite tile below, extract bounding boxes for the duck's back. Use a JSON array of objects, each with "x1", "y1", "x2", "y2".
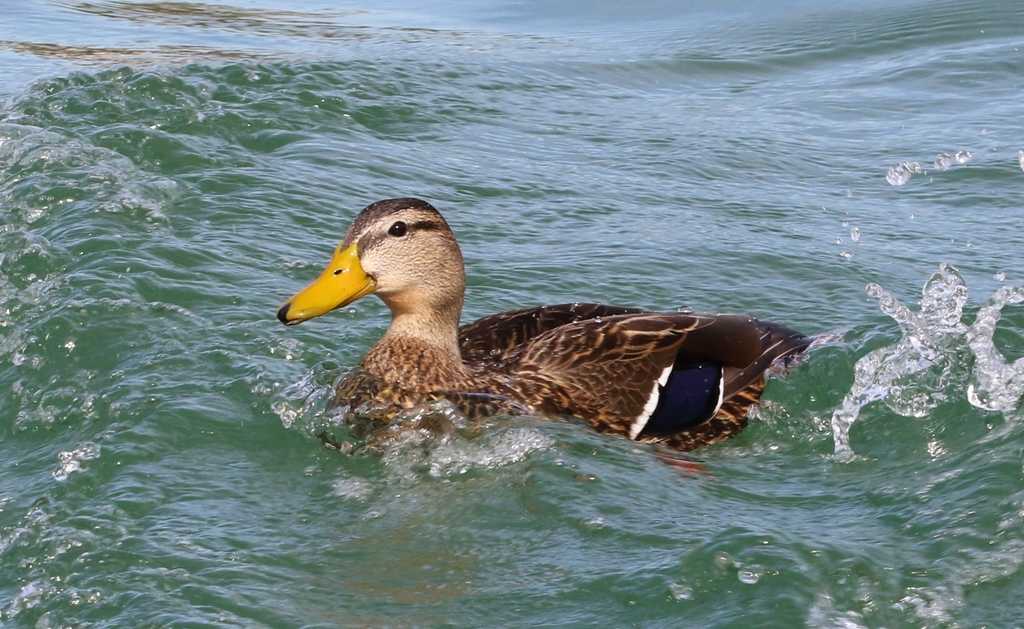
[{"x1": 457, "y1": 304, "x2": 810, "y2": 449}]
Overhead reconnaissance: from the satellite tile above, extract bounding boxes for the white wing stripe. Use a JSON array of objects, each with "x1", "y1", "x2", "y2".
[
  {"x1": 712, "y1": 371, "x2": 725, "y2": 416},
  {"x1": 629, "y1": 364, "x2": 673, "y2": 440}
]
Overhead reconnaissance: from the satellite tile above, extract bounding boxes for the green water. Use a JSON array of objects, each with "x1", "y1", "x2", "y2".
[{"x1": 2, "y1": 0, "x2": 1024, "y2": 627}]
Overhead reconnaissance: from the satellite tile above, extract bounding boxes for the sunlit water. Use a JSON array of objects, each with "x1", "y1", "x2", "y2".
[{"x1": 2, "y1": 1, "x2": 1024, "y2": 627}]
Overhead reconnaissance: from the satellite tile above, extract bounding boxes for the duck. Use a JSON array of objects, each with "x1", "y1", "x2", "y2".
[{"x1": 277, "y1": 198, "x2": 811, "y2": 451}]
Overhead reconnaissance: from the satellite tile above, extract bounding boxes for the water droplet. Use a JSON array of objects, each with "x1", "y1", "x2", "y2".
[
  {"x1": 934, "y1": 152, "x2": 952, "y2": 170},
  {"x1": 738, "y1": 565, "x2": 765, "y2": 584},
  {"x1": 713, "y1": 552, "x2": 735, "y2": 569},
  {"x1": 886, "y1": 164, "x2": 912, "y2": 186},
  {"x1": 850, "y1": 227, "x2": 860, "y2": 242},
  {"x1": 669, "y1": 583, "x2": 693, "y2": 601}
]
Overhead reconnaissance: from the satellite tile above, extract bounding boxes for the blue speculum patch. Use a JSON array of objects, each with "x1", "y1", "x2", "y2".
[{"x1": 641, "y1": 360, "x2": 722, "y2": 435}]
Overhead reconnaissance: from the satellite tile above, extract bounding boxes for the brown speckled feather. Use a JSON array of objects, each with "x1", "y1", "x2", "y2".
[
  {"x1": 512, "y1": 313, "x2": 732, "y2": 433},
  {"x1": 458, "y1": 303, "x2": 644, "y2": 364},
  {"x1": 464, "y1": 310, "x2": 798, "y2": 440}
]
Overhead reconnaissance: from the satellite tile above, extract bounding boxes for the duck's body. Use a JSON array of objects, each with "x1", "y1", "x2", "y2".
[{"x1": 278, "y1": 198, "x2": 810, "y2": 451}]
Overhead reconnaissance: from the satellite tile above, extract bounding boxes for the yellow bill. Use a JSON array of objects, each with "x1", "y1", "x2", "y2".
[{"x1": 277, "y1": 243, "x2": 377, "y2": 325}]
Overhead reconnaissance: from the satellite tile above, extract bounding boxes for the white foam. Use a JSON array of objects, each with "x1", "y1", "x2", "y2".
[
  {"x1": 52, "y1": 442, "x2": 101, "y2": 482},
  {"x1": 423, "y1": 426, "x2": 553, "y2": 479}
]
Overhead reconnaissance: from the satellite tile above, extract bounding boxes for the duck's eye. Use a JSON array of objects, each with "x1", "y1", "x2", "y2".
[{"x1": 388, "y1": 221, "x2": 407, "y2": 237}]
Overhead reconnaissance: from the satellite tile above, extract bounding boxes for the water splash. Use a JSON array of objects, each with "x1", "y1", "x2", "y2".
[
  {"x1": 885, "y1": 161, "x2": 922, "y2": 186},
  {"x1": 966, "y1": 285, "x2": 1024, "y2": 412},
  {"x1": 831, "y1": 265, "x2": 1023, "y2": 457},
  {"x1": 274, "y1": 364, "x2": 552, "y2": 477},
  {"x1": 420, "y1": 426, "x2": 552, "y2": 478},
  {"x1": 271, "y1": 361, "x2": 338, "y2": 432}
]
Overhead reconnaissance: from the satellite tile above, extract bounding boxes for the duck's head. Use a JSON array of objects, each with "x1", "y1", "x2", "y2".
[{"x1": 277, "y1": 198, "x2": 465, "y2": 326}]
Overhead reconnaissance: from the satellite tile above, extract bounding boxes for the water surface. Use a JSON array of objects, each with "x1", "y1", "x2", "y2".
[{"x1": 2, "y1": 1, "x2": 1024, "y2": 627}]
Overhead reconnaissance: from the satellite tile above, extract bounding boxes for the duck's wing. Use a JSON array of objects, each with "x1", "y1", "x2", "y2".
[
  {"x1": 640, "y1": 319, "x2": 811, "y2": 451},
  {"x1": 510, "y1": 312, "x2": 770, "y2": 439},
  {"x1": 458, "y1": 303, "x2": 645, "y2": 363}
]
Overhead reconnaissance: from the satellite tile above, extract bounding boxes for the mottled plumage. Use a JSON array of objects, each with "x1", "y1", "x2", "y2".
[{"x1": 278, "y1": 198, "x2": 810, "y2": 451}]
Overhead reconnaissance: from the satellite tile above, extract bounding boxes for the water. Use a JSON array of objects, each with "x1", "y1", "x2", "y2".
[{"x1": 2, "y1": 0, "x2": 1024, "y2": 626}]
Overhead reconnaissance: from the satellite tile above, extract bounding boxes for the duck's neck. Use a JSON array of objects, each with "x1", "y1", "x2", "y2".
[{"x1": 361, "y1": 296, "x2": 467, "y2": 391}]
